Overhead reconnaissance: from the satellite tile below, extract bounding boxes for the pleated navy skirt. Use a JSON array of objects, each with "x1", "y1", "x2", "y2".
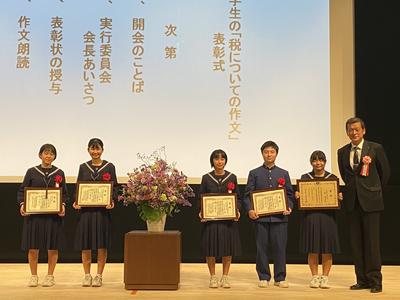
[
  {"x1": 201, "y1": 220, "x2": 242, "y2": 258},
  {"x1": 299, "y1": 211, "x2": 341, "y2": 254},
  {"x1": 21, "y1": 215, "x2": 64, "y2": 251},
  {"x1": 74, "y1": 208, "x2": 111, "y2": 250}
]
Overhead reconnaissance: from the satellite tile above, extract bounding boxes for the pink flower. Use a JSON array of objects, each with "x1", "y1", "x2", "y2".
[
  {"x1": 362, "y1": 156, "x2": 372, "y2": 164},
  {"x1": 278, "y1": 178, "x2": 285, "y2": 187},
  {"x1": 360, "y1": 156, "x2": 372, "y2": 177},
  {"x1": 227, "y1": 182, "x2": 235, "y2": 193},
  {"x1": 55, "y1": 175, "x2": 63, "y2": 184},
  {"x1": 103, "y1": 172, "x2": 111, "y2": 181},
  {"x1": 54, "y1": 175, "x2": 62, "y2": 187}
]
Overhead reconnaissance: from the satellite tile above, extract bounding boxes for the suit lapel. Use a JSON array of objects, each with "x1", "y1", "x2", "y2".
[
  {"x1": 356, "y1": 140, "x2": 370, "y2": 172},
  {"x1": 349, "y1": 140, "x2": 367, "y2": 173},
  {"x1": 361, "y1": 140, "x2": 370, "y2": 158},
  {"x1": 343, "y1": 143, "x2": 352, "y2": 171}
]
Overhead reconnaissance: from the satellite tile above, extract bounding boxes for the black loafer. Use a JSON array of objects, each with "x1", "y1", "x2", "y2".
[
  {"x1": 350, "y1": 283, "x2": 370, "y2": 290},
  {"x1": 370, "y1": 286, "x2": 382, "y2": 293}
]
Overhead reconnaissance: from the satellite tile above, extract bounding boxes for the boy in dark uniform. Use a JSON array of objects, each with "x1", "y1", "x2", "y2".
[{"x1": 243, "y1": 141, "x2": 294, "y2": 288}]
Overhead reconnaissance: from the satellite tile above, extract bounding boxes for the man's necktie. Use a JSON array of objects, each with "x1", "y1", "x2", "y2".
[{"x1": 353, "y1": 146, "x2": 359, "y2": 169}]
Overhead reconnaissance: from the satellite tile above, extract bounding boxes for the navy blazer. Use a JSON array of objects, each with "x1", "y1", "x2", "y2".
[
  {"x1": 243, "y1": 164, "x2": 294, "y2": 222},
  {"x1": 337, "y1": 140, "x2": 390, "y2": 212}
]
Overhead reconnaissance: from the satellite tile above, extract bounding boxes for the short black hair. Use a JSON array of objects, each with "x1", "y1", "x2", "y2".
[
  {"x1": 39, "y1": 143, "x2": 57, "y2": 159},
  {"x1": 209, "y1": 149, "x2": 228, "y2": 168},
  {"x1": 260, "y1": 141, "x2": 279, "y2": 153},
  {"x1": 88, "y1": 138, "x2": 104, "y2": 149},
  {"x1": 309, "y1": 150, "x2": 326, "y2": 163},
  {"x1": 345, "y1": 117, "x2": 366, "y2": 131}
]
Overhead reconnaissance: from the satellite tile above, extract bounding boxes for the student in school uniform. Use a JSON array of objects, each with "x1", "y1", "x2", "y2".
[
  {"x1": 18, "y1": 143, "x2": 68, "y2": 287},
  {"x1": 243, "y1": 141, "x2": 295, "y2": 288},
  {"x1": 296, "y1": 150, "x2": 342, "y2": 289},
  {"x1": 199, "y1": 149, "x2": 241, "y2": 288},
  {"x1": 73, "y1": 138, "x2": 118, "y2": 287}
]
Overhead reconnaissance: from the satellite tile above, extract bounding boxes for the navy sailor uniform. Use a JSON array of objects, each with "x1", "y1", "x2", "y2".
[
  {"x1": 18, "y1": 165, "x2": 68, "y2": 251},
  {"x1": 199, "y1": 170, "x2": 242, "y2": 257},
  {"x1": 298, "y1": 171, "x2": 341, "y2": 254},
  {"x1": 74, "y1": 160, "x2": 118, "y2": 250}
]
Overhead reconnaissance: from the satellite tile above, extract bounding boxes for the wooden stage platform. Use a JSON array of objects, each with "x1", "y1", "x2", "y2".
[{"x1": 0, "y1": 263, "x2": 399, "y2": 299}]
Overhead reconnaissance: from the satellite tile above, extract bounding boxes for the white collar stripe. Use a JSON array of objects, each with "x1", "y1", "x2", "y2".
[
  {"x1": 221, "y1": 172, "x2": 232, "y2": 183},
  {"x1": 85, "y1": 161, "x2": 110, "y2": 174},
  {"x1": 207, "y1": 172, "x2": 219, "y2": 184},
  {"x1": 207, "y1": 172, "x2": 232, "y2": 184},
  {"x1": 85, "y1": 162, "x2": 94, "y2": 173},
  {"x1": 98, "y1": 162, "x2": 110, "y2": 173},
  {"x1": 306, "y1": 172, "x2": 332, "y2": 179},
  {"x1": 34, "y1": 166, "x2": 59, "y2": 177}
]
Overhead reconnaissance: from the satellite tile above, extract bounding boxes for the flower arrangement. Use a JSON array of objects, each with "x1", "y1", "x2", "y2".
[
  {"x1": 278, "y1": 178, "x2": 286, "y2": 187},
  {"x1": 119, "y1": 147, "x2": 194, "y2": 222}
]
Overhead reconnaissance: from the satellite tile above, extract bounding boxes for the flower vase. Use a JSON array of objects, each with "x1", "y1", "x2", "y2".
[{"x1": 146, "y1": 213, "x2": 166, "y2": 232}]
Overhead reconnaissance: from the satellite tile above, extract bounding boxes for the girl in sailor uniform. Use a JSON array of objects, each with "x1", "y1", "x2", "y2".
[
  {"x1": 296, "y1": 150, "x2": 342, "y2": 289},
  {"x1": 18, "y1": 144, "x2": 68, "y2": 287},
  {"x1": 199, "y1": 149, "x2": 241, "y2": 289},
  {"x1": 73, "y1": 138, "x2": 118, "y2": 287}
]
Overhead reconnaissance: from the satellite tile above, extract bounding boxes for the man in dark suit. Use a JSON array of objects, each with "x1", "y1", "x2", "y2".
[{"x1": 338, "y1": 117, "x2": 390, "y2": 293}]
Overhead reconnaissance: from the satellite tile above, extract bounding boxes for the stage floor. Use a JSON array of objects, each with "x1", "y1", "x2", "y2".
[{"x1": 0, "y1": 263, "x2": 398, "y2": 299}]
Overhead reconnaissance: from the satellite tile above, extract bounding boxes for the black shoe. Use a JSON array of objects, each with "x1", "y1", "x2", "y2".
[
  {"x1": 350, "y1": 283, "x2": 370, "y2": 290},
  {"x1": 370, "y1": 286, "x2": 382, "y2": 293}
]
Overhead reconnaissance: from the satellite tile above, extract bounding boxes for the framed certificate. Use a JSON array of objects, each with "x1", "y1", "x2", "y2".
[
  {"x1": 76, "y1": 181, "x2": 113, "y2": 207},
  {"x1": 24, "y1": 187, "x2": 62, "y2": 214},
  {"x1": 296, "y1": 178, "x2": 340, "y2": 210},
  {"x1": 251, "y1": 187, "x2": 288, "y2": 216},
  {"x1": 200, "y1": 193, "x2": 238, "y2": 221}
]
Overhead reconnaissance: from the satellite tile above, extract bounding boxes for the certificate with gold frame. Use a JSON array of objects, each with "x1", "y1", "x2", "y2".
[
  {"x1": 251, "y1": 187, "x2": 288, "y2": 216},
  {"x1": 24, "y1": 187, "x2": 62, "y2": 214},
  {"x1": 200, "y1": 193, "x2": 238, "y2": 221},
  {"x1": 76, "y1": 181, "x2": 113, "y2": 207},
  {"x1": 296, "y1": 178, "x2": 340, "y2": 210}
]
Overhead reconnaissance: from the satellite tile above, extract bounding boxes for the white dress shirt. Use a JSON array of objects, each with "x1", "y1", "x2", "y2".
[{"x1": 350, "y1": 139, "x2": 364, "y2": 169}]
